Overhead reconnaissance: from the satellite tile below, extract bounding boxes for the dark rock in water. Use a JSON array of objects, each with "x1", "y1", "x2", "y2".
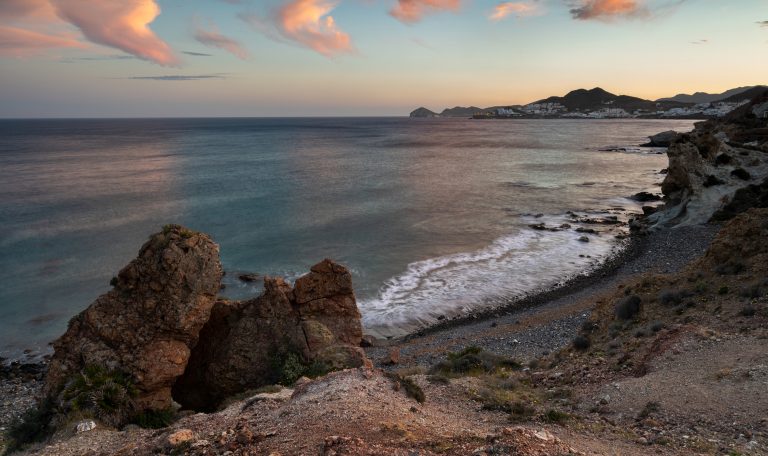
[
  {"x1": 173, "y1": 259, "x2": 368, "y2": 412},
  {"x1": 641, "y1": 130, "x2": 679, "y2": 147},
  {"x1": 238, "y1": 273, "x2": 260, "y2": 282},
  {"x1": 632, "y1": 192, "x2": 662, "y2": 202},
  {"x1": 575, "y1": 227, "x2": 597, "y2": 234},
  {"x1": 703, "y1": 175, "x2": 725, "y2": 188},
  {"x1": 578, "y1": 236, "x2": 590, "y2": 243},
  {"x1": 731, "y1": 168, "x2": 752, "y2": 181},
  {"x1": 45, "y1": 225, "x2": 223, "y2": 411},
  {"x1": 642, "y1": 206, "x2": 658, "y2": 216},
  {"x1": 659, "y1": 168, "x2": 669, "y2": 175},
  {"x1": 715, "y1": 154, "x2": 733, "y2": 165}
]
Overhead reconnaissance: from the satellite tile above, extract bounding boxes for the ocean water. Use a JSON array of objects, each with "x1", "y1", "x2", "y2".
[{"x1": 0, "y1": 117, "x2": 695, "y2": 358}]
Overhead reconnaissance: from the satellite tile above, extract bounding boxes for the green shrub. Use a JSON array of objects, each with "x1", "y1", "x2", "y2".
[
  {"x1": 3, "y1": 398, "x2": 57, "y2": 454},
  {"x1": 429, "y1": 347, "x2": 521, "y2": 377},
  {"x1": 615, "y1": 295, "x2": 641, "y2": 320},
  {"x1": 572, "y1": 335, "x2": 591, "y2": 351},
  {"x1": 59, "y1": 365, "x2": 137, "y2": 428},
  {"x1": 385, "y1": 372, "x2": 425, "y2": 403},
  {"x1": 130, "y1": 408, "x2": 175, "y2": 429},
  {"x1": 541, "y1": 409, "x2": 570, "y2": 424}
]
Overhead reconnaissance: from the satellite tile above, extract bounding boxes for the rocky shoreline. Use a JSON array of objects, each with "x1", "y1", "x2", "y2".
[{"x1": 2, "y1": 89, "x2": 767, "y2": 456}]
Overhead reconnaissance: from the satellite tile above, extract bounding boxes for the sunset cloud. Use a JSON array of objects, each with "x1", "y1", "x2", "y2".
[
  {"x1": 0, "y1": 0, "x2": 177, "y2": 65},
  {"x1": 569, "y1": 0, "x2": 647, "y2": 21},
  {"x1": 390, "y1": 0, "x2": 461, "y2": 24},
  {"x1": 194, "y1": 23, "x2": 249, "y2": 60},
  {"x1": 0, "y1": 25, "x2": 83, "y2": 57},
  {"x1": 51, "y1": 0, "x2": 179, "y2": 66},
  {"x1": 243, "y1": 0, "x2": 354, "y2": 57},
  {"x1": 489, "y1": 2, "x2": 540, "y2": 21}
]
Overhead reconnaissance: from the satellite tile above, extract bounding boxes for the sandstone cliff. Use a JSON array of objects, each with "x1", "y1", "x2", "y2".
[
  {"x1": 173, "y1": 259, "x2": 368, "y2": 411},
  {"x1": 45, "y1": 225, "x2": 223, "y2": 411}
]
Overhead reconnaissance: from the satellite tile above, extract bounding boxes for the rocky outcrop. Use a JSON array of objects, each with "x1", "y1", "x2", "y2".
[
  {"x1": 44, "y1": 225, "x2": 223, "y2": 410},
  {"x1": 409, "y1": 107, "x2": 438, "y2": 118},
  {"x1": 648, "y1": 90, "x2": 768, "y2": 228},
  {"x1": 641, "y1": 130, "x2": 679, "y2": 147},
  {"x1": 173, "y1": 259, "x2": 368, "y2": 411}
]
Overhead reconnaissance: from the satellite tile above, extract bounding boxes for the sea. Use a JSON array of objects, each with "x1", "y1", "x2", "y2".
[{"x1": 0, "y1": 117, "x2": 696, "y2": 359}]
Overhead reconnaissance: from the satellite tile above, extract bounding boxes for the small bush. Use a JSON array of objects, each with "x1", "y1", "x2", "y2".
[
  {"x1": 130, "y1": 408, "x2": 175, "y2": 429},
  {"x1": 740, "y1": 283, "x2": 764, "y2": 299},
  {"x1": 3, "y1": 398, "x2": 57, "y2": 454},
  {"x1": 429, "y1": 347, "x2": 521, "y2": 377},
  {"x1": 541, "y1": 409, "x2": 570, "y2": 424},
  {"x1": 649, "y1": 321, "x2": 665, "y2": 333},
  {"x1": 109, "y1": 276, "x2": 118, "y2": 287},
  {"x1": 580, "y1": 321, "x2": 598, "y2": 333},
  {"x1": 637, "y1": 401, "x2": 660, "y2": 420},
  {"x1": 718, "y1": 286, "x2": 730, "y2": 295},
  {"x1": 59, "y1": 365, "x2": 137, "y2": 428},
  {"x1": 715, "y1": 261, "x2": 745, "y2": 276},
  {"x1": 508, "y1": 401, "x2": 536, "y2": 421},
  {"x1": 659, "y1": 289, "x2": 684, "y2": 306},
  {"x1": 615, "y1": 295, "x2": 641, "y2": 320},
  {"x1": 572, "y1": 335, "x2": 591, "y2": 351},
  {"x1": 739, "y1": 306, "x2": 756, "y2": 317},
  {"x1": 426, "y1": 374, "x2": 450, "y2": 385},
  {"x1": 385, "y1": 373, "x2": 425, "y2": 403}
]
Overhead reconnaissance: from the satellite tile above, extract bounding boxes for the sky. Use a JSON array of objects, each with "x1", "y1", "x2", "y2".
[{"x1": 0, "y1": 0, "x2": 767, "y2": 117}]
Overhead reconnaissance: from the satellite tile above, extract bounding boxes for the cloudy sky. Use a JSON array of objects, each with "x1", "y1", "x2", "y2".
[{"x1": 1, "y1": 0, "x2": 767, "y2": 117}]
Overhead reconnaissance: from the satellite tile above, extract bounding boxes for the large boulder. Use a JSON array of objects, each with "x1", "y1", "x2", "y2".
[
  {"x1": 173, "y1": 259, "x2": 368, "y2": 411},
  {"x1": 44, "y1": 225, "x2": 223, "y2": 410},
  {"x1": 641, "y1": 130, "x2": 679, "y2": 147}
]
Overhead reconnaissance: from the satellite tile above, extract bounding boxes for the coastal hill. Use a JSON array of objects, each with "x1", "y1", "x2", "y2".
[
  {"x1": 411, "y1": 85, "x2": 764, "y2": 119},
  {"x1": 531, "y1": 87, "x2": 682, "y2": 112},
  {"x1": 657, "y1": 85, "x2": 759, "y2": 104}
]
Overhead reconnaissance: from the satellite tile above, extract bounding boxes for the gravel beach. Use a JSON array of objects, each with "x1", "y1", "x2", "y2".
[{"x1": 366, "y1": 223, "x2": 721, "y2": 368}]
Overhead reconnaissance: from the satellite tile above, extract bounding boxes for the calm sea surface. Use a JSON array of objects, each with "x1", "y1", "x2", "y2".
[{"x1": 0, "y1": 117, "x2": 695, "y2": 358}]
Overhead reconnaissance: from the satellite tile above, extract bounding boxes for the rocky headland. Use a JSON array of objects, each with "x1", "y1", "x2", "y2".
[{"x1": 2, "y1": 91, "x2": 768, "y2": 456}]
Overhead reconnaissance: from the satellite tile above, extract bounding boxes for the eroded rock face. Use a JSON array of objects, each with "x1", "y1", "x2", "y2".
[
  {"x1": 45, "y1": 225, "x2": 223, "y2": 410},
  {"x1": 173, "y1": 259, "x2": 367, "y2": 412},
  {"x1": 650, "y1": 91, "x2": 768, "y2": 228}
]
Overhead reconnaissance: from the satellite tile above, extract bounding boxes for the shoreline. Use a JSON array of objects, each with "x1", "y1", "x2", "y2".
[{"x1": 366, "y1": 221, "x2": 721, "y2": 365}]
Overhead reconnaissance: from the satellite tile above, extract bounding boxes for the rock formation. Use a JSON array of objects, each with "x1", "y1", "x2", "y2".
[
  {"x1": 44, "y1": 225, "x2": 223, "y2": 410},
  {"x1": 641, "y1": 130, "x2": 679, "y2": 147},
  {"x1": 649, "y1": 90, "x2": 768, "y2": 228},
  {"x1": 173, "y1": 259, "x2": 368, "y2": 411}
]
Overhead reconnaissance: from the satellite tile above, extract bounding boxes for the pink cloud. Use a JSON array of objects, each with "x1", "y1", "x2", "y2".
[
  {"x1": 390, "y1": 0, "x2": 461, "y2": 24},
  {"x1": 51, "y1": 0, "x2": 179, "y2": 66},
  {"x1": 0, "y1": 0, "x2": 57, "y2": 22},
  {"x1": 569, "y1": 0, "x2": 647, "y2": 20},
  {"x1": 243, "y1": 0, "x2": 354, "y2": 57},
  {"x1": 0, "y1": 25, "x2": 83, "y2": 56},
  {"x1": 194, "y1": 24, "x2": 249, "y2": 60},
  {"x1": 489, "y1": 2, "x2": 540, "y2": 21}
]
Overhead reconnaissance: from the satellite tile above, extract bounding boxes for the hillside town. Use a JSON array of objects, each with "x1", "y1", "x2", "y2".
[{"x1": 475, "y1": 99, "x2": 751, "y2": 119}]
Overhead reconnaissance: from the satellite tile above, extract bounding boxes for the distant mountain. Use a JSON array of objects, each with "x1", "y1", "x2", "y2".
[
  {"x1": 715, "y1": 86, "x2": 768, "y2": 103},
  {"x1": 533, "y1": 87, "x2": 681, "y2": 112},
  {"x1": 409, "y1": 107, "x2": 438, "y2": 118},
  {"x1": 657, "y1": 86, "x2": 757, "y2": 104}
]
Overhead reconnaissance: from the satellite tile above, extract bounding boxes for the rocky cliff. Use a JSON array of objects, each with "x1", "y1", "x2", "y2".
[
  {"x1": 45, "y1": 225, "x2": 223, "y2": 410},
  {"x1": 173, "y1": 259, "x2": 368, "y2": 411},
  {"x1": 43, "y1": 227, "x2": 368, "y2": 416},
  {"x1": 649, "y1": 89, "x2": 768, "y2": 228}
]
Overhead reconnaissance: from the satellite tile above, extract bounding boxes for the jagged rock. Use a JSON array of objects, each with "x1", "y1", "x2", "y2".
[
  {"x1": 649, "y1": 91, "x2": 768, "y2": 228},
  {"x1": 44, "y1": 225, "x2": 223, "y2": 410},
  {"x1": 641, "y1": 130, "x2": 679, "y2": 147},
  {"x1": 631, "y1": 192, "x2": 662, "y2": 202},
  {"x1": 173, "y1": 259, "x2": 368, "y2": 411}
]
